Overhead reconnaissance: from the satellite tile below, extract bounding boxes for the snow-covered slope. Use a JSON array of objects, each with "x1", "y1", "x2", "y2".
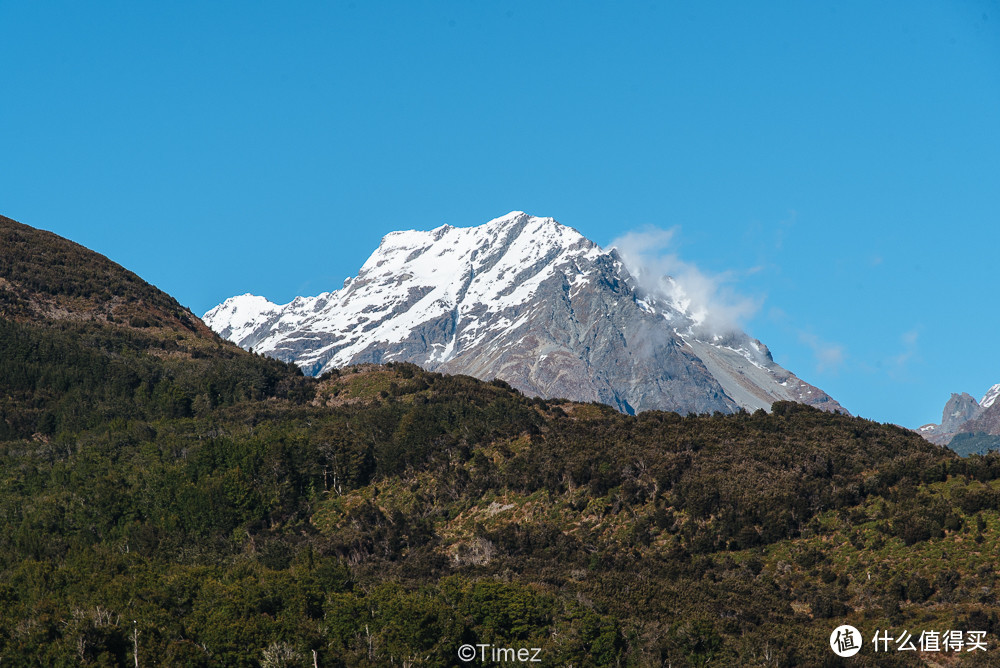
[
  {"x1": 205, "y1": 211, "x2": 845, "y2": 415},
  {"x1": 980, "y1": 384, "x2": 1000, "y2": 410}
]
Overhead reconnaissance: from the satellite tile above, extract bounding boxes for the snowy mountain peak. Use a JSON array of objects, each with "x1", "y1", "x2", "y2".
[
  {"x1": 363, "y1": 213, "x2": 592, "y2": 280},
  {"x1": 203, "y1": 293, "x2": 280, "y2": 344},
  {"x1": 487, "y1": 210, "x2": 528, "y2": 223},
  {"x1": 204, "y1": 212, "x2": 845, "y2": 415}
]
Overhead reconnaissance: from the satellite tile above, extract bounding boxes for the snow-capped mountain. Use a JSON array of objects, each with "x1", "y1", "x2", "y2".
[{"x1": 205, "y1": 212, "x2": 845, "y2": 415}]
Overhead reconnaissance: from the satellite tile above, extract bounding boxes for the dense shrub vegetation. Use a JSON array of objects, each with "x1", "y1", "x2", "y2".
[{"x1": 3, "y1": 341, "x2": 998, "y2": 665}]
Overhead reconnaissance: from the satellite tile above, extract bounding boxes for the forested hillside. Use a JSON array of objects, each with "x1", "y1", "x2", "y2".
[{"x1": 2, "y1": 216, "x2": 999, "y2": 666}]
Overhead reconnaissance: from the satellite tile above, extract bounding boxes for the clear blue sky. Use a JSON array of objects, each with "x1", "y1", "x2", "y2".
[{"x1": 3, "y1": 1, "x2": 998, "y2": 428}]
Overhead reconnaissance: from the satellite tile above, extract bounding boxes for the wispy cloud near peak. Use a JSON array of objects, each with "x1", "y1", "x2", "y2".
[{"x1": 609, "y1": 226, "x2": 762, "y2": 337}]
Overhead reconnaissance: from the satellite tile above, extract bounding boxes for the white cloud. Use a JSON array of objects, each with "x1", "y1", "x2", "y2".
[
  {"x1": 887, "y1": 328, "x2": 920, "y2": 377},
  {"x1": 609, "y1": 226, "x2": 762, "y2": 336},
  {"x1": 799, "y1": 331, "x2": 846, "y2": 373}
]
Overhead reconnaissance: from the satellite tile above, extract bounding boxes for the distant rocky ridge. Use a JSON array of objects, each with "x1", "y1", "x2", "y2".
[
  {"x1": 205, "y1": 212, "x2": 846, "y2": 416},
  {"x1": 918, "y1": 384, "x2": 1000, "y2": 451}
]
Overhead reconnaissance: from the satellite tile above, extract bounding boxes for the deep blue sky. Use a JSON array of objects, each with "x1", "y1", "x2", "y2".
[{"x1": 3, "y1": 1, "x2": 998, "y2": 428}]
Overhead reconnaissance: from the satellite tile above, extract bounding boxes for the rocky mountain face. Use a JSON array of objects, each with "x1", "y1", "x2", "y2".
[
  {"x1": 917, "y1": 393, "x2": 984, "y2": 446},
  {"x1": 953, "y1": 387, "x2": 1000, "y2": 454},
  {"x1": 205, "y1": 212, "x2": 845, "y2": 415},
  {"x1": 960, "y1": 400, "x2": 1000, "y2": 436},
  {"x1": 917, "y1": 384, "x2": 1000, "y2": 449}
]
